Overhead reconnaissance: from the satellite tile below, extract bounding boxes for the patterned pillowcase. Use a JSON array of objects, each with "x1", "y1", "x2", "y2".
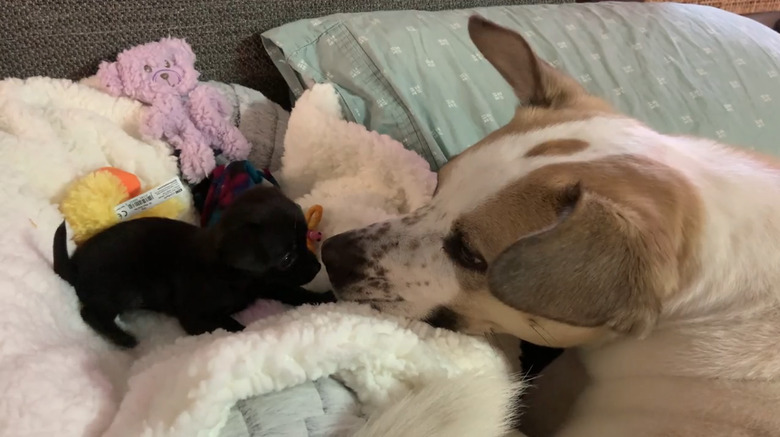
[{"x1": 263, "y1": 3, "x2": 780, "y2": 169}]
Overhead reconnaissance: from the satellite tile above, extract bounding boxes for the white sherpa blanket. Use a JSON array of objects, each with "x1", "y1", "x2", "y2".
[
  {"x1": 0, "y1": 78, "x2": 519, "y2": 437},
  {"x1": 280, "y1": 84, "x2": 438, "y2": 292},
  {"x1": 106, "y1": 304, "x2": 516, "y2": 437},
  {"x1": 0, "y1": 77, "x2": 188, "y2": 437}
]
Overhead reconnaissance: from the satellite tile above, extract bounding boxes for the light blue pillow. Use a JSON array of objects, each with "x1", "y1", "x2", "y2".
[{"x1": 264, "y1": 3, "x2": 780, "y2": 169}]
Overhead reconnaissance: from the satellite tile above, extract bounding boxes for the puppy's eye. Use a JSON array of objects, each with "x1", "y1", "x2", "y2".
[
  {"x1": 165, "y1": 60, "x2": 171, "y2": 68},
  {"x1": 278, "y1": 252, "x2": 296, "y2": 270},
  {"x1": 444, "y1": 232, "x2": 487, "y2": 272},
  {"x1": 144, "y1": 65, "x2": 152, "y2": 73}
]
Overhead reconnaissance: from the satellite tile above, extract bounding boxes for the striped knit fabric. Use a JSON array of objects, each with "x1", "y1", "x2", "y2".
[{"x1": 194, "y1": 160, "x2": 279, "y2": 228}]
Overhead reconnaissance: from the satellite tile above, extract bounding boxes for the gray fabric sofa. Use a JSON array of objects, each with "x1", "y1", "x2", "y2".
[{"x1": 0, "y1": 0, "x2": 567, "y2": 107}]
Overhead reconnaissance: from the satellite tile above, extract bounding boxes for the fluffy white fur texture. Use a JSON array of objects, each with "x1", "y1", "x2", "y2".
[
  {"x1": 0, "y1": 78, "x2": 517, "y2": 437},
  {"x1": 280, "y1": 84, "x2": 438, "y2": 291},
  {"x1": 0, "y1": 77, "x2": 187, "y2": 437}
]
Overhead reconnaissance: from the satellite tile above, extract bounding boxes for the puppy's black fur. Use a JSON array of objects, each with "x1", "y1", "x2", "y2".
[{"x1": 53, "y1": 186, "x2": 334, "y2": 348}]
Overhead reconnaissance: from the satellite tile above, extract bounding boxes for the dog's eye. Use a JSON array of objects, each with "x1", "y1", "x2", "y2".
[
  {"x1": 444, "y1": 232, "x2": 487, "y2": 272},
  {"x1": 278, "y1": 252, "x2": 296, "y2": 270},
  {"x1": 458, "y1": 244, "x2": 487, "y2": 271},
  {"x1": 164, "y1": 60, "x2": 171, "y2": 68},
  {"x1": 143, "y1": 65, "x2": 152, "y2": 73}
]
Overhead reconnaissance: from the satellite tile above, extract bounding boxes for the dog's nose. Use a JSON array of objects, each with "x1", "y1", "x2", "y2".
[
  {"x1": 160, "y1": 72, "x2": 169, "y2": 80},
  {"x1": 321, "y1": 233, "x2": 367, "y2": 287}
]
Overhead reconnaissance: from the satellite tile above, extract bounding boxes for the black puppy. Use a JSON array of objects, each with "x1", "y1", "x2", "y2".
[{"x1": 53, "y1": 185, "x2": 334, "y2": 348}]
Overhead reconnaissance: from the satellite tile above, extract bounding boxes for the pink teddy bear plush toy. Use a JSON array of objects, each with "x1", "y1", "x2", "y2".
[{"x1": 97, "y1": 38, "x2": 250, "y2": 183}]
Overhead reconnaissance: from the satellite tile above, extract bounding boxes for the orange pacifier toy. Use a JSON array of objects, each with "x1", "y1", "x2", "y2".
[{"x1": 305, "y1": 205, "x2": 324, "y2": 253}]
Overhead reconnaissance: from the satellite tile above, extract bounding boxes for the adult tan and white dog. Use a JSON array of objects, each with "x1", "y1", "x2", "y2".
[{"x1": 321, "y1": 15, "x2": 780, "y2": 437}]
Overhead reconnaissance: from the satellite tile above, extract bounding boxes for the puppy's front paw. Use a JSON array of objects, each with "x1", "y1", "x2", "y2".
[
  {"x1": 179, "y1": 314, "x2": 245, "y2": 336},
  {"x1": 220, "y1": 317, "x2": 245, "y2": 333}
]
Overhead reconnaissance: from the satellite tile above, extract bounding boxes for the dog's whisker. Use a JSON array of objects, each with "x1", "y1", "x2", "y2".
[
  {"x1": 531, "y1": 320, "x2": 557, "y2": 346},
  {"x1": 529, "y1": 322, "x2": 552, "y2": 347},
  {"x1": 484, "y1": 328, "x2": 499, "y2": 344}
]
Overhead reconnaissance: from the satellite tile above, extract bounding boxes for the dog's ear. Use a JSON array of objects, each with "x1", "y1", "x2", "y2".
[
  {"x1": 96, "y1": 61, "x2": 124, "y2": 97},
  {"x1": 486, "y1": 182, "x2": 662, "y2": 337},
  {"x1": 467, "y1": 15, "x2": 596, "y2": 110}
]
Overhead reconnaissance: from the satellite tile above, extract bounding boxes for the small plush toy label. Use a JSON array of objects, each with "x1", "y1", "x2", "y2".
[{"x1": 114, "y1": 177, "x2": 185, "y2": 220}]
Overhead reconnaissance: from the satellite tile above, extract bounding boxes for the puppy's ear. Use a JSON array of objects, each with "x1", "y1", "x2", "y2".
[
  {"x1": 468, "y1": 15, "x2": 605, "y2": 111},
  {"x1": 217, "y1": 228, "x2": 269, "y2": 274},
  {"x1": 96, "y1": 61, "x2": 124, "y2": 96},
  {"x1": 486, "y1": 182, "x2": 661, "y2": 337}
]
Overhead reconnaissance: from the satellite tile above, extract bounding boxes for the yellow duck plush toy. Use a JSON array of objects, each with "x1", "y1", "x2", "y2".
[{"x1": 60, "y1": 167, "x2": 186, "y2": 244}]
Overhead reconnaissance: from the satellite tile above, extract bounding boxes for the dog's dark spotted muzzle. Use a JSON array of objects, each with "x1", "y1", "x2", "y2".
[
  {"x1": 321, "y1": 231, "x2": 369, "y2": 289},
  {"x1": 422, "y1": 306, "x2": 461, "y2": 331}
]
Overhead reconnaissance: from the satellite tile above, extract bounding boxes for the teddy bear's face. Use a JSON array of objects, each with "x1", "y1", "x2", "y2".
[{"x1": 97, "y1": 38, "x2": 200, "y2": 104}]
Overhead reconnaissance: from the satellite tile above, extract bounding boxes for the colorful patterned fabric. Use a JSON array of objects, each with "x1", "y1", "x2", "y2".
[{"x1": 194, "y1": 160, "x2": 279, "y2": 228}]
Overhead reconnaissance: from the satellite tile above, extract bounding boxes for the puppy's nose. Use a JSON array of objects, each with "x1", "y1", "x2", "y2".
[
  {"x1": 160, "y1": 72, "x2": 169, "y2": 80},
  {"x1": 308, "y1": 260, "x2": 322, "y2": 278},
  {"x1": 321, "y1": 233, "x2": 367, "y2": 287}
]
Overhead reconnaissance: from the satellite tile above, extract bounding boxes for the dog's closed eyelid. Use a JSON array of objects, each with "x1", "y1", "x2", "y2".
[{"x1": 443, "y1": 231, "x2": 487, "y2": 272}]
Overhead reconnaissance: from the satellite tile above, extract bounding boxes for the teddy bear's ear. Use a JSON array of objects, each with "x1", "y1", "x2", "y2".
[
  {"x1": 161, "y1": 38, "x2": 197, "y2": 67},
  {"x1": 96, "y1": 61, "x2": 124, "y2": 96}
]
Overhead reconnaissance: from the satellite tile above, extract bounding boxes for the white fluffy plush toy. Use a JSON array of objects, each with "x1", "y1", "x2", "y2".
[{"x1": 279, "y1": 84, "x2": 437, "y2": 292}]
